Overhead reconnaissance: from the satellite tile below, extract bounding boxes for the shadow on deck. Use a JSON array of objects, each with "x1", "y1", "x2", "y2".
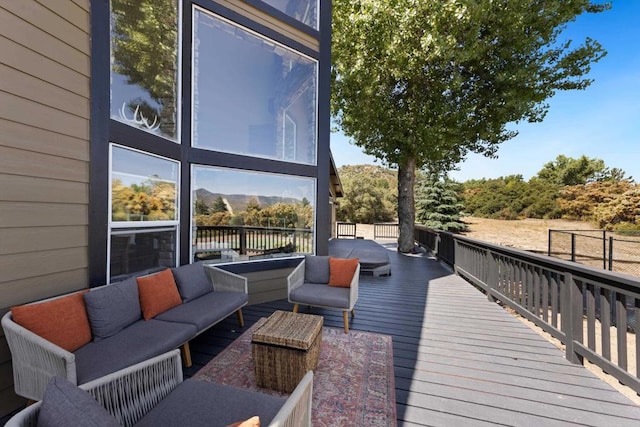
[{"x1": 188, "y1": 243, "x2": 640, "y2": 426}]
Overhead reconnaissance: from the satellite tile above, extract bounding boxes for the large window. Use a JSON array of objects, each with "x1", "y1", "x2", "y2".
[
  {"x1": 192, "y1": 166, "x2": 316, "y2": 263},
  {"x1": 261, "y1": 0, "x2": 318, "y2": 30},
  {"x1": 109, "y1": 145, "x2": 180, "y2": 281},
  {"x1": 97, "y1": 1, "x2": 327, "y2": 285},
  {"x1": 192, "y1": 8, "x2": 318, "y2": 165},
  {"x1": 110, "y1": 0, "x2": 180, "y2": 141}
]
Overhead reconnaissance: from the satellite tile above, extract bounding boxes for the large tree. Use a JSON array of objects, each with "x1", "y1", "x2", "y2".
[{"x1": 331, "y1": 0, "x2": 609, "y2": 252}]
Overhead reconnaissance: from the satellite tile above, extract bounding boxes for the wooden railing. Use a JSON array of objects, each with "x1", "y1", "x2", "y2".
[
  {"x1": 195, "y1": 225, "x2": 312, "y2": 260},
  {"x1": 336, "y1": 222, "x2": 357, "y2": 239},
  {"x1": 415, "y1": 224, "x2": 640, "y2": 394},
  {"x1": 373, "y1": 223, "x2": 399, "y2": 239}
]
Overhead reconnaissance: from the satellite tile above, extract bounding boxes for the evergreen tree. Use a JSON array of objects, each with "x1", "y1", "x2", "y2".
[
  {"x1": 416, "y1": 174, "x2": 467, "y2": 233},
  {"x1": 212, "y1": 196, "x2": 228, "y2": 213}
]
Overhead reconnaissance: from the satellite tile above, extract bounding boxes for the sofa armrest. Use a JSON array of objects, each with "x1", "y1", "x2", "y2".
[
  {"x1": 269, "y1": 370, "x2": 313, "y2": 427},
  {"x1": 204, "y1": 265, "x2": 248, "y2": 294},
  {"x1": 82, "y1": 349, "x2": 183, "y2": 427},
  {"x1": 1, "y1": 311, "x2": 77, "y2": 401},
  {"x1": 287, "y1": 259, "x2": 306, "y2": 296},
  {"x1": 349, "y1": 263, "x2": 361, "y2": 309}
]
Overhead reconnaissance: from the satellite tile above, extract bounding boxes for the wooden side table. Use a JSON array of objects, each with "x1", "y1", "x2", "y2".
[{"x1": 252, "y1": 310, "x2": 323, "y2": 393}]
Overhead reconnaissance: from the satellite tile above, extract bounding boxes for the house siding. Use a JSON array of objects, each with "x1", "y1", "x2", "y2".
[{"x1": 0, "y1": 0, "x2": 91, "y2": 417}]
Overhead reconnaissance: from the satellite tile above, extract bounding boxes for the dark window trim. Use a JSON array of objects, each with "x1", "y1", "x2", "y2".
[
  {"x1": 89, "y1": 0, "x2": 110, "y2": 286},
  {"x1": 90, "y1": 0, "x2": 330, "y2": 283}
]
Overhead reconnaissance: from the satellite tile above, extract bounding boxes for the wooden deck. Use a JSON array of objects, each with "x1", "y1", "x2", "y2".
[{"x1": 187, "y1": 244, "x2": 640, "y2": 426}]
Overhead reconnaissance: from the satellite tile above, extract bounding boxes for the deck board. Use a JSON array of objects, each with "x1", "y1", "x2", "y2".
[{"x1": 189, "y1": 244, "x2": 640, "y2": 426}]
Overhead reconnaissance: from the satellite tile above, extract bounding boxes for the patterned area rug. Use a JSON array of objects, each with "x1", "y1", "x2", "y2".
[{"x1": 195, "y1": 319, "x2": 396, "y2": 426}]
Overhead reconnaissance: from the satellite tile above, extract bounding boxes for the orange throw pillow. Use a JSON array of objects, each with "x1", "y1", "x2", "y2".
[
  {"x1": 11, "y1": 291, "x2": 91, "y2": 352},
  {"x1": 328, "y1": 257, "x2": 359, "y2": 287},
  {"x1": 227, "y1": 416, "x2": 260, "y2": 427},
  {"x1": 136, "y1": 269, "x2": 182, "y2": 320}
]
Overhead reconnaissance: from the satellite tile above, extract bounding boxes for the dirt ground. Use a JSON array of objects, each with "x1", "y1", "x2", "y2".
[{"x1": 461, "y1": 217, "x2": 597, "y2": 252}]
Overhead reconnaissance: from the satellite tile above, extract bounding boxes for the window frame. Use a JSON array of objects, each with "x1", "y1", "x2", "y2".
[
  {"x1": 89, "y1": 0, "x2": 331, "y2": 286},
  {"x1": 107, "y1": 144, "x2": 181, "y2": 281},
  {"x1": 190, "y1": 6, "x2": 319, "y2": 165}
]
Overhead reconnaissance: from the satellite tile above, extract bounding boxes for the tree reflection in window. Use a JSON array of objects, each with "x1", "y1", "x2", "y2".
[{"x1": 110, "y1": 0, "x2": 180, "y2": 140}]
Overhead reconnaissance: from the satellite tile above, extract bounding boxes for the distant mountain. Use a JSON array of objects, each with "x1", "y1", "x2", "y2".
[{"x1": 195, "y1": 188, "x2": 302, "y2": 213}]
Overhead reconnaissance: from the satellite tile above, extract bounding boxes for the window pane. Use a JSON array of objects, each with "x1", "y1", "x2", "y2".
[
  {"x1": 193, "y1": 9, "x2": 317, "y2": 165},
  {"x1": 110, "y1": 228, "x2": 177, "y2": 281},
  {"x1": 111, "y1": 146, "x2": 179, "y2": 222},
  {"x1": 192, "y1": 166, "x2": 315, "y2": 263},
  {"x1": 110, "y1": 0, "x2": 180, "y2": 140},
  {"x1": 261, "y1": 0, "x2": 318, "y2": 29}
]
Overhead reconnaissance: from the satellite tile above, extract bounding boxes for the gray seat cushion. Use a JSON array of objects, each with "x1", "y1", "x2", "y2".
[
  {"x1": 74, "y1": 319, "x2": 197, "y2": 383},
  {"x1": 289, "y1": 282, "x2": 351, "y2": 309},
  {"x1": 83, "y1": 278, "x2": 141, "y2": 341},
  {"x1": 304, "y1": 255, "x2": 330, "y2": 283},
  {"x1": 155, "y1": 291, "x2": 247, "y2": 331},
  {"x1": 38, "y1": 377, "x2": 120, "y2": 427},
  {"x1": 135, "y1": 379, "x2": 286, "y2": 427},
  {"x1": 171, "y1": 262, "x2": 213, "y2": 303}
]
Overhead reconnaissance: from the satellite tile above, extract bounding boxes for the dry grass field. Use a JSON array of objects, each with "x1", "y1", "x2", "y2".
[{"x1": 461, "y1": 216, "x2": 597, "y2": 252}]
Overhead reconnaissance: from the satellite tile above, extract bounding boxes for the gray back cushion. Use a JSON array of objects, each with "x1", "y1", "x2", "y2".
[
  {"x1": 171, "y1": 262, "x2": 213, "y2": 302},
  {"x1": 37, "y1": 377, "x2": 120, "y2": 427},
  {"x1": 304, "y1": 255, "x2": 330, "y2": 283},
  {"x1": 83, "y1": 278, "x2": 141, "y2": 342}
]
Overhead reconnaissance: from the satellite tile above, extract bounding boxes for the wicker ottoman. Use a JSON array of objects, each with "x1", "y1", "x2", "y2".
[{"x1": 252, "y1": 310, "x2": 323, "y2": 393}]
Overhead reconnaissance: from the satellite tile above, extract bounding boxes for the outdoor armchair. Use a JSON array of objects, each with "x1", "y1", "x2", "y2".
[{"x1": 287, "y1": 255, "x2": 360, "y2": 333}]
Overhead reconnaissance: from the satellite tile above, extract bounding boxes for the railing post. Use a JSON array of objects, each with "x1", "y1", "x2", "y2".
[
  {"x1": 486, "y1": 249, "x2": 498, "y2": 303},
  {"x1": 602, "y1": 230, "x2": 607, "y2": 270},
  {"x1": 563, "y1": 273, "x2": 584, "y2": 364},
  {"x1": 239, "y1": 227, "x2": 246, "y2": 255},
  {"x1": 608, "y1": 236, "x2": 614, "y2": 271},
  {"x1": 571, "y1": 233, "x2": 576, "y2": 262},
  {"x1": 548, "y1": 229, "x2": 552, "y2": 257}
]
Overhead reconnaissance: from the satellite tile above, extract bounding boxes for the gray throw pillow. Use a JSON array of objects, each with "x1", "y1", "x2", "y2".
[
  {"x1": 304, "y1": 255, "x2": 330, "y2": 283},
  {"x1": 171, "y1": 262, "x2": 213, "y2": 302},
  {"x1": 83, "y1": 278, "x2": 141, "y2": 341},
  {"x1": 37, "y1": 377, "x2": 120, "y2": 427}
]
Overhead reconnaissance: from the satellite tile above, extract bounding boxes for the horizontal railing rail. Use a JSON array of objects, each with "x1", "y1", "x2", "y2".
[{"x1": 415, "y1": 225, "x2": 640, "y2": 394}]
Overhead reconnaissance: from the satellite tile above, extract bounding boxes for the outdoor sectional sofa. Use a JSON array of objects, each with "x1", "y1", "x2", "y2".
[
  {"x1": 5, "y1": 350, "x2": 313, "y2": 427},
  {"x1": 1, "y1": 262, "x2": 248, "y2": 402}
]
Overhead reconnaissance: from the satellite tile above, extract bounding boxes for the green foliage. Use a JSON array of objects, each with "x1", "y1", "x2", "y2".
[
  {"x1": 459, "y1": 155, "x2": 634, "y2": 224},
  {"x1": 560, "y1": 180, "x2": 639, "y2": 226},
  {"x1": 537, "y1": 155, "x2": 607, "y2": 186},
  {"x1": 212, "y1": 196, "x2": 228, "y2": 213},
  {"x1": 336, "y1": 165, "x2": 397, "y2": 223},
  {"x1": 194, "y1": 198, "x2": 313, "y2": 229},
  {"x1": 331, "y1": 0, "x2": 609, "y2": 250},
  {"x1": 112, "y1": 178, "x2": 176, "y2": 221},
  {"x1": 111, "y1": 0, "x2": 179, "y2": 137},
  {"x1": 416, "y1": 174, "x2": 467, "y2": 232}
]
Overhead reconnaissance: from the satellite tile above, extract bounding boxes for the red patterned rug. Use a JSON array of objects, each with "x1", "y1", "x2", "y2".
[{"x1": 194, "y1": 319, "x2": 396, "y2": 426}]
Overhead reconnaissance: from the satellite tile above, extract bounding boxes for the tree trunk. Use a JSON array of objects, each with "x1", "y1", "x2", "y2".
[{"x1": 397, "y1": 156, "x2": 416, "y2": 253}]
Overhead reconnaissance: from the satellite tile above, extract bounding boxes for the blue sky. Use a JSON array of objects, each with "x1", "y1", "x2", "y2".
[{"x1": 330, "y1": 1, "x2": 640, "y2": 182}]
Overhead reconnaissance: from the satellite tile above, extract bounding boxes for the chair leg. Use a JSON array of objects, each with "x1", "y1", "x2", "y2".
[
  {"x1": 181, "y1": 342, "x2": 192, "y2": 368},
  {"x1": 293, "y1": 303, "x2": 299, "y2": 313},
  {"x1": 351, "y1": 308, "x2": 355, "y2": 318},
  {"x1": 236, "y1": 309, "x2": 245, "y2": 328},
  {"x1": 343, "y1": 311, "x2": 349, "y2": 334}
]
